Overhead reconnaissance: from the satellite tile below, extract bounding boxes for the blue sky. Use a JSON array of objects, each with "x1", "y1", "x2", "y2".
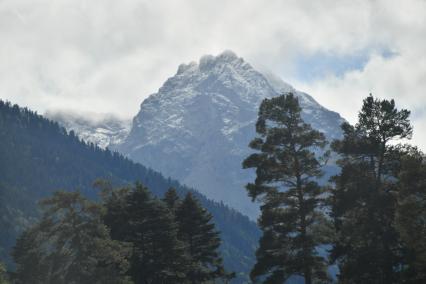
[{"x1": 294, "y1": 49, "x2": 395, "y2": 82}]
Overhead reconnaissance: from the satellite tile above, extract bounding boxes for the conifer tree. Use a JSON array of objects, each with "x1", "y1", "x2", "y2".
[
  {"x1": 162, "y1": 187, "x2": 181, "y2": 212},
  {"x1": 330, "y1": 95, "x2": 413, "y2": 283},
  {"x1": 103, "y1": 183, "x2": 188, "y2": 283},
  {"x1": 395, "y1": 148, "x2": 426, "y2": 281},
  {"x1": 12, "y1": 191, "x2": 131, "y2": 284},
  {"x1": 243, "y1": 93, "x2": 330, "y2": 283},
  {"x1": 175, "y1": 193, "x2": 234, "y2": 284}
]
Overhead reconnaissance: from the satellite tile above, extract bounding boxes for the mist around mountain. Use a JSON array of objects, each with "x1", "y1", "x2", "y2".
[
  {"x1": 0, "y1": 100, "x2": 259, "y2": 283},
  {"x1": 45, "y1": 110, "x2": 131, "y2": 149},
  {"x1": 113, "y1": 51, "x2": 345, "y2": 219}
]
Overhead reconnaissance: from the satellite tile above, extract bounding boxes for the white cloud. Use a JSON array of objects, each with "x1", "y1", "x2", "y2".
[
  {"x1": 298, "y1": 52, "x2": 426, "y2": 149},
  {"x1": 295, "y1": 0, "x2": 426, "y2": 149},
  {"x1": 0, "y1": 0, "x2": 425, "y2": 148}
]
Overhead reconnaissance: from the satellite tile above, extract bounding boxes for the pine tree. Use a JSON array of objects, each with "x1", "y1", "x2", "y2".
[
  {"x1": 395, "y1": 148, "x2": 426, "y2": 281},
  {"x1": 175, "y1": 193, "x2": 234, "y2": 283},
  {"x1": 162, "y1": 187, "x2": 181, "y2": 212},
  {"x1": 243, "y1": 93, "x2": 330, "y2": 283},
  {"x1": 12, "y1": 191, "x2": 131, "y2": 284},
  {"x1": 330, "y1": 95, "x2": 413, "y2": 283},
  {"x1": 103, "y1": 183, "x2": 188, "y2": 284}
]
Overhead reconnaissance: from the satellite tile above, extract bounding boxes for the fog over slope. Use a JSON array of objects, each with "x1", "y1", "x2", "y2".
[{"x1": 46, "y1": 110, "x2": 131, "y2": 149}]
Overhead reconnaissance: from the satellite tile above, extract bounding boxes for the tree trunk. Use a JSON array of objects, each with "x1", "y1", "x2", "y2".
[
  {"x1": 305, "y1": 271, "x2": 312, "y2": 284},
  {"x1": 294, "y1": 153, "x2": 312, "y2": 284}
]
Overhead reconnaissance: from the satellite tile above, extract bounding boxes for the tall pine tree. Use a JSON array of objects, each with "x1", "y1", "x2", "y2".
[
  {"x1": 395, "y1": 148, "x2": 426, "y2": 281},
  {"x1": 162, "y1": 187, "x2": 181, "y2": 212},
  {"x1": 243, "y1": 93, "x2": 330, "y2": 283},
  {"x1": 175, "y1": 193, "x2": 234, "y2": 283},
  {"x1": 330, "y1": 95, "x2": 412, "y2": 283}
]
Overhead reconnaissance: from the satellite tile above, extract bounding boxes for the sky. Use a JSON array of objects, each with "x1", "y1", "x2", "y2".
[{"x1": 0, "y1": 0, "x2": 425, "y2": 149}]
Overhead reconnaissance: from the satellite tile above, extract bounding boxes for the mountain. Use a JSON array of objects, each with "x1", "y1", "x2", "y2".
[
  {"x1": 45, "y1": 110, "x2": 131, "y2": 149},
  {"x1": 0, "y1": 101, "x2": 259, "y2": 283},
  {"x1": 115, "y1": 51, "x2": 345, "y2": 219}
]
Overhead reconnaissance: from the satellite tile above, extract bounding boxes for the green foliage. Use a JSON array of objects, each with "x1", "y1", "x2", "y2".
[
  {"x1": 243, "y1": 93, "x2": 330, "y2": 283},
  {"x1": 0, "y1": 100, "x2": 259, "y2": 282},
  {"x1": 103, "y1": 183, "x2": 188, "y2": 283},
  {"x1": 330, "y1": 94, "x2": 413, "y2": 283},
  {"x1": 162, "y1": 187, "x2": 181, "y2": 212},
  {"x1": 12, "y1": 183, "x2": 234, "y2": 284},
  {"x1": 12, "y1": 191, "x2": 131, "y2": 284},
  {"x1": 395, "y1": 149, "x2": 426, "y2": 281},
  {"x1": 176, "y1": 193, "x2": 235, "y2": 283}
]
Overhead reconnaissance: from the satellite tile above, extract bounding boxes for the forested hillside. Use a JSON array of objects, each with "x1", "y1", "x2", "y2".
[{"x1": 0, "y1": 101, "x2": 259, "y2": 282}]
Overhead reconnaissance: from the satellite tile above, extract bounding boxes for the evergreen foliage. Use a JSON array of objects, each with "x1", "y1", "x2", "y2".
[
  {"x1": 12, "y1": 191, "x2": 131, "y2": 284},
  {"x1": 162, "y1": 187, "x2": 181, "y2": 212},
  {"x1": 176, "y1": 193, "x2": 234, "y2": 283},
  {"x1": 329, "y1": 95, "x2": 413, "y2": 283},
  {"x1": 0, "y1": 100, "x2": 259, "y2": 282},
  {"x1": 12, "y1": 182, "x2": 234, "y2": 284},
  {"x1": 103, "y1": 183, "x2": 188, "y2": 283},
  {"x1": 243, "y1": 93, "x2": 330, "y2": 283},
  {"x1": 395, "y1": 148, "x2": 426, "y2": 281}
]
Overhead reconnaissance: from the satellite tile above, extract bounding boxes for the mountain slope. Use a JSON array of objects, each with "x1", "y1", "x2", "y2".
[
  {"x1": 45, "y1": 110, "x2": 131, "y2": 149},
  {"x1": 115, "y1": 51, "x2": 345, "y2": 219},
  {"x1": 0, "y1": 101, "x2": 259, "y2": 282}
]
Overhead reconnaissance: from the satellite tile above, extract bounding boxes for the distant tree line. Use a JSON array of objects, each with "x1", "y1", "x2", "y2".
[
  {"x1": 4, "y1": 182, "x2": 234, "y2": 284},
  {"x1": 244, "y1": 93, "x2": 426, "y2": 283}
]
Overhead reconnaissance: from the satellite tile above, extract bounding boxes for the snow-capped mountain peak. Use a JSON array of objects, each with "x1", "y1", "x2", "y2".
[{"x1": 115, "y1": 51, "x2": 345, "y2": 219}]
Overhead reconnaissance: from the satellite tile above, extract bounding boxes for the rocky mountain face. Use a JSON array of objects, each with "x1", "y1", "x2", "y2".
[
  {"x1": 114, "y1": 51, "x2": 345, "y2": 219},
  {"x1": 46, "y1": 111, "x2": 131, "y2": 149}
]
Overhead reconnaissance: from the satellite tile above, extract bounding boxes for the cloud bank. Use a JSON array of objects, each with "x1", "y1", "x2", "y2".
[{"x1": 0, "y1": 0, "x2": 425, "y2": 148}]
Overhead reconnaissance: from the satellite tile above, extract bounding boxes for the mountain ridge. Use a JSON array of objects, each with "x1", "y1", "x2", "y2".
[
  {"x1": 45, "y1": 110, "x2": 131, "y2": 149},
  {"x1": 114, "y1": 51, "x2": 345, "y2": 219}
]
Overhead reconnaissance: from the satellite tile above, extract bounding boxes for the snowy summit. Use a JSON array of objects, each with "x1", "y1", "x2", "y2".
[{"x1": 115, "y1": 51, "x2": 345, "y2": 219}]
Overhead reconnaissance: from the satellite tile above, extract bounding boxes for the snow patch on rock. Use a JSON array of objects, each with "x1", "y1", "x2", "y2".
[{"x1": 114, "y1": 51, "x2": 345, "y2": 219}]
